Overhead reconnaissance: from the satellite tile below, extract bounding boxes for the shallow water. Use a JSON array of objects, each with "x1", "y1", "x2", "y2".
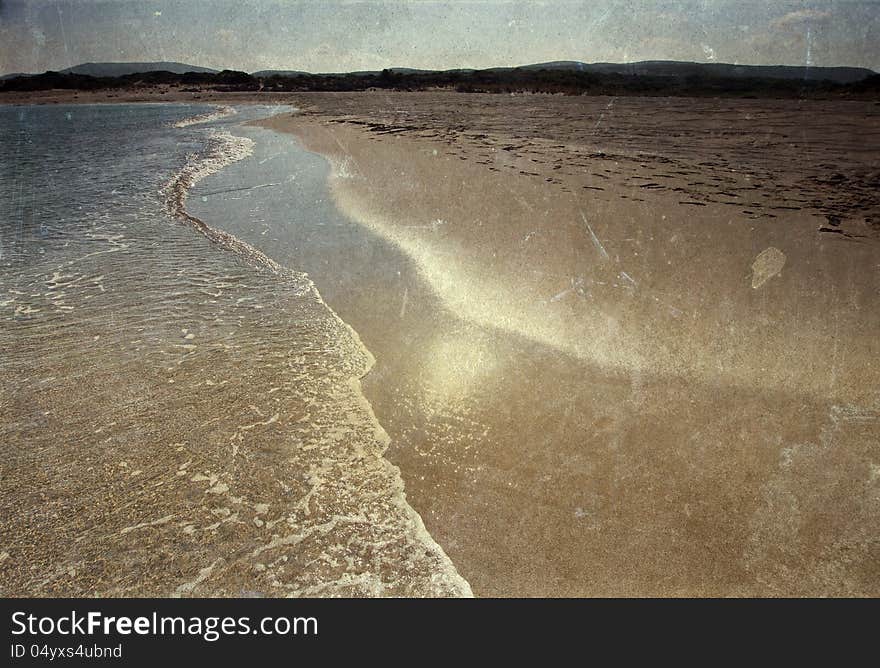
[{"x1": 0, "y1": 104, "x2": 469, "y2": 597}]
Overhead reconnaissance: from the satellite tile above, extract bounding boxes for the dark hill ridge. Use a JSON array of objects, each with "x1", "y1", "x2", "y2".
[
  {"x1": 261, "y1": 60, "x2": 874, "y2": 83},
  {"x1": 2, "y1": 60, "x2": 878, "y2": 100},
  {"x1": 515, "y1": 60, "x2": 874, "y2": 84},
  {"x1": 253, "y1": 67, "x2": 438, "y2": 78},
  {"x1": 3, "y1": 59, "x2": 875, "y2": 83},
  {"x1": 250, "y1": 69, "x2": 310, "y2": 78},
  {"x1": 252, "y1": 62, "x2": 874, "y2": 83},
  {"x1": 60, "y1": 62, "x2": 217, "y2": 77}
]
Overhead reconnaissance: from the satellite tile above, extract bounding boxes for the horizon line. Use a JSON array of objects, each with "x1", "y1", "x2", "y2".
[{"x1": 3, "y1": 57, "x2": 878, "y2": 79}]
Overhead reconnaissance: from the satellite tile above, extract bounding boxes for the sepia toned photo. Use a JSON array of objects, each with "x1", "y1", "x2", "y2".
[{"x1": 1, "y1": 0, "x2": 878, "y2": 605}]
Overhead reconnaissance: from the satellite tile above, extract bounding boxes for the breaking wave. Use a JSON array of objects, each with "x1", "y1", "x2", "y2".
[
  {"x1": 160, "y1": 129, "x2": 290, "y2": 274},
  {"x1": 171, "y1": 105, "x2": 237, "y2": 128}
]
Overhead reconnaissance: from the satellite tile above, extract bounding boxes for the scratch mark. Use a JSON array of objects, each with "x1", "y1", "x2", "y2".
[
  {"x1": 581, "y1": 212, "x2": 609, "y2": 260},
  {"x1": 399, "y1": 286, "x2": 408, "y2": 318}
]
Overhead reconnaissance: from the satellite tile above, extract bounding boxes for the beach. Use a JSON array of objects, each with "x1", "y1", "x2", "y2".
[
  {"x1": 1, "y1": 91, "x2": 878, "y2": 597},
  {"x1": 253, "y1": 92, "x2": 879, "y2": 596},
  {"x1": 0, "y1": 103, "x2": 470, "y2": 597}
]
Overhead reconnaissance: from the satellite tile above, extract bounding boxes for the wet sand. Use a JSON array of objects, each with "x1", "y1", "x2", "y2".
[{"x1": 256, "y1": 92, "x2": 880, "y2": 596}]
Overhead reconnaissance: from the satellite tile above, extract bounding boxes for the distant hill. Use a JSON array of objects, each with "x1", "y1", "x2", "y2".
[
  {"x1": 514, "y1": 60, "x2": 874, "y2": 84},
  {"x1": 3, "y1": 59, "x2": 877, "y2": 100},
  {"x1": 297, "y1": 68, "x2": 434, "y2": 77},
  {"x1": 252, "y1": 68, "x2": 435, "y2": 77},
  {"x1": 3, "y1": 60, "x2": 873, "y2": 84},
  {"x1": 251, "y1": 61, "x2": 874, "y2": 84},
  {"x1": 251, "y1": 69, "x2": 310, "y2": 78},
  {"x1": 60, "y1": 62, "x2": 217, "y2": 77}
]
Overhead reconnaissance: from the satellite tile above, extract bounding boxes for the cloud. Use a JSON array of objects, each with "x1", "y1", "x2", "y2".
[{"x1": 770, "y1": 9, "x2": 832, "y2": 31}]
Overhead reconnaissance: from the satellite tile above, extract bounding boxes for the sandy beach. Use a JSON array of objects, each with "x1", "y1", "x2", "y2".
[
  {"x1": 1, "y1": 90, "x2": 877, "y2": 597},
  {"x1": 253, "y1": 92, "x2": 879, "y2": 596}
]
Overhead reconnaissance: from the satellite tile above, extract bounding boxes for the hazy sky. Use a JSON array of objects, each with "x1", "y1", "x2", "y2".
[{"x1": 1, "y1": 0, "x2": 878, "y2": 75}]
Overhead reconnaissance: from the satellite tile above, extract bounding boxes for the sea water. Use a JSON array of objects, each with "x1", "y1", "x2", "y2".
[{"x1": 0, "y1": 103, "x2": 470, "y2": 597}]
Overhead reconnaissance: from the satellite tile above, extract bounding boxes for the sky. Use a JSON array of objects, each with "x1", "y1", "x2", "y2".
[{"x1": 0, "y1": 0, "x2": 878, "y2": 75}]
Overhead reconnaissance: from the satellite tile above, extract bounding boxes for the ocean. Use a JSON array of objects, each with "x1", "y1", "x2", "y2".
[{"x1": 0, "y1": 103, "x2": 470, "y2": 597}]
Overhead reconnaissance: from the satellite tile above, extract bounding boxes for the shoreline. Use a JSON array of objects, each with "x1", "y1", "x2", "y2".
[
  {"x1": 0, "y1": 103, "x2": 473, "y2": 598},
  {"x1": 167, "y1": 109, "x2": 474, "y2": 597},
  {"x1": 250, "y1": 93, "x2": 879, "y2": 596}
]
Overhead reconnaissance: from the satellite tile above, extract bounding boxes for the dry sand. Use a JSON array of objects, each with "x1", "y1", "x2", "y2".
[{"x1": 256, "y1": 92, "x2": 879, "y2": 596}]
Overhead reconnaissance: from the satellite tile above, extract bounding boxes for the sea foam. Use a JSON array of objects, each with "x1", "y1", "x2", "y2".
[{"x1": 171, "y1": 105, "x2": 237, "y2": 128}]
